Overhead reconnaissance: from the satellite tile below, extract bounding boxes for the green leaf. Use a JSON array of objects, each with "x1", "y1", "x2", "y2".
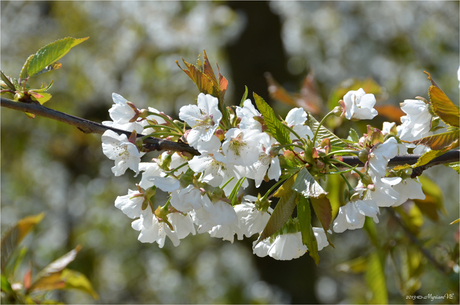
[
  {"x1": 365, "y1": 252, "x2": 388, "y2": 304},
  {"x1": 33, "y1": 62, "x2": 63, "y2": 77},
  {"x1": 1, "y1": 70, "x2": 16, "y2": 91},
  {"x1": 28, "y1": 37, "x2": 88, "y2": 77},
  {"x1": 32, "y1": 80, "x2": 54, "y2": 93},
  {"x1": 272, "y1": 173, "x2": 297, "y2": 198},
  {"x1": 31, "y1": 245, "x2": 82, "y2": 288},
  {"x1": 411, "y1": 129, "x2": 459, "y2": 150},
  {"x1": 20, "y1": 55, "x2": 34, "y2": 80},
  {"x1": 411, "y1": 139, "x2": 458, "y2": 169},
  {"x1": 325, "y1": 174, "x2": 344, "y2": 219},
  {"x1": 29, "y1": 91, "x2": 52, "y2": 105},
  {"x1": 1, "y1": 213, "x2": 45, "y2": 273},
  {"x1": 444, "y1": 162, "x2": 460, "y2": 173},
  {"x1": 28, "y1": 245, "x2": 97, "y2": 299},
  {"x1": 292, "y1": 167, "x2": 328, "y2": 198},
  {"x1": 413, "y1": 175, "x2": 445, "y2": 222},
  {"x1": 426, "y1": 72, "x2": 460, "y2": 127},
  {"x1": 239, "y1": 85, "x2": 248, "y2": 107},
  {"x1": 59, "y1": 269, "x2": 99, "y2": 300},
  {"x1": 1, "y1": 274, "x2": 13, "y2": 294},
  {"x1": 306, "y1": 112, "x2": 349, "y2": 150},
  {"x1": 394, "y1": 203, "x2": 424, "y2": 235},
  {"x1": 298, "y1": 197, "x2": 320, "y2": 265},
  {"x1": 399, "y1": 246, "x2": 424, "y2": 295},
  {"x1": 258, "y1": 192, "x2": 298, "y2": 243},
  {"x1": 253, "y1": 92, "x2": 292, "y2": 145},
  {"x1": 336, "y1": 256, "x2": 368, "y2": 273},
  {"x1": 348, "y1": 128, "x2": 360, "y2": 142}
]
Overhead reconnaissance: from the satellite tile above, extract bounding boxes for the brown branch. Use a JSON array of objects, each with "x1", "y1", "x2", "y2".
[
  {"x1": 1, "y1": 97, "x2": 199, "y2": 155},
  {"x1": 387, "y1": 207, "x2": 451, "y2": 276},
  {"x1": 1, "y1": 97, "x2": 459, "y2": 169}
]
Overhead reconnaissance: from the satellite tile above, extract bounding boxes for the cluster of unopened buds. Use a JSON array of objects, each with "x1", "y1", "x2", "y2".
[{"x1": 101, "y1": 85, "x2": 439, "y2": 261}]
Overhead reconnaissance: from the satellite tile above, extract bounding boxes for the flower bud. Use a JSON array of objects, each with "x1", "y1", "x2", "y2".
[{"x1": 358, "y1": 149, "x2": 369, "y2": 164}]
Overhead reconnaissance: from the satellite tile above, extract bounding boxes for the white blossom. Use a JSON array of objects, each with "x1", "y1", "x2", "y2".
[
  {"x1": 138, "y1": 161, "x2": 180, "y2": 192},
  {"x1": 391, "y1": 178, "x2": 426, "y2": 207},
  {"x1": 222, "y1": 128, "x2": 266, "y2": 166},
  {"x1": 114, "y1": 189, "x2": 144, "y2": 219},
  {"x1": 101, "y1": 130, "x2": 143, "y2": 176},
  {"x1": 167, "y1": 212, "x2": 196, "y2": 239},
  {"x1": 313, "y1": 227, "x2": 329, "y2": 251},
  {"x1": 368, "y1": 137, "x2": 405, "y2": 181},
  {"x1": 397, "y1": 99, "x2": 432, "y2": 142},
  {"x1": 236, "y1": 99, "x2": 262, "y2": 131},
  {"x1": 333, "y1": 199, "x2": 379, "y2": 233},
  {"x1": 268, "y1": 232, "x2": 308, "y2": 261},
  {"x1": 342, "y1": 88, "x2": 378, "y2": 120},
  {"x1": 234, "y1": 196, "x2": 272, "y2": 239},
  {"x1": 285, "y1": 107, "x2": 314, "y2": 141},
  {"x1": 365, "y1": 177, "x2": 402, "y2": 207},
  {"x1": 252, "y1": 238, "x2": 271, "y2": 258},
  {"x1": 170, "y1": 185, "x2": 203, "y2": 213},
  {"x1": 102, "y1": 93, "x2": 144, "y2": 133},
  {"x1": 191, "y1": 195, "x2": 238, "y2": 234},
  {"x1": 131, "y1": 215, "x2": 179, "y2": 247},
  {"x1": 179, "y1": 93, "x2": 222, "y2": 148}
]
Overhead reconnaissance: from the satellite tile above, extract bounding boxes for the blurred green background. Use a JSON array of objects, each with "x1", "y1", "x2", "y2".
[{"x1": 1, "y1": 1, "x2": 459, "y2": 303}]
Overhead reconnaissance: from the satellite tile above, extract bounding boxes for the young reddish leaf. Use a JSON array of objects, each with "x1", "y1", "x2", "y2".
[
  {"x1": 202, "y1": 50, "x2": 218, "y2": 86},
  {"x1": 265, "y1": 72, "x2": 298, "y2": 107},
  {"x1": 1, "y1": 213, "x2": 45, "y2": 273},
  {"x1": 27, "y1": 246, "x2": 97, "y2": 299},
  {"x1": 217, "y1": 63, "x2": 228, "y2": 102},
  {"x1": 31, "y1": 245, "x2": 82, "y2": 288},
  {"x1": 374, "y1": 105, "x2": 405, "y2": 124},
  {"x1": 265, "y1": 72, "x2": 322, "y2": 115},
  {"x1": 425, "y1": 72, "x2": 460, "y2": 127},
  {"x1": 258, "y1": 192, "x2": 298, "y2": 243},
  {"x1": 29, "y1": 272, "x2": 66, "y2": 292},
  {"x1": 176, "y1": 58, "x2": 215, "y2": 95},
  {"x1": 412, "y1": 130, "x2": 459, "y2": 150},
  {"x1": 297, "y1": 72, "x2": 323, "y2": 115},
  {"x1": 23, "y1": 267, "x2": 32, "y2": 290},
  {"x1": 412, "y1": 139, "x2": 459, "y2": 169},
  {"x1": 310, "y1": 195, "x2": 333, "y2": 232},
  {"x1": 28, "y1": 37, "x2": 88, "y2": 77},
  {"x1": 297, "y1": 196, "x2": 320, "y2": 265},
  {"x1": 177, "y1": 51, "x2": 230, "y2": 128}
]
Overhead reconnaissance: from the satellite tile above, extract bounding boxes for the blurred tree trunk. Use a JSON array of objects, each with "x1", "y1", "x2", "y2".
[{"x1": 225, "y1": 2, "x2": 318, "y2": 303}]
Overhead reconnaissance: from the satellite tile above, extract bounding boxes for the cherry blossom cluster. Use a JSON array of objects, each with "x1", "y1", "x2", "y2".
[{"x1": 100, "y1": 87, "x2": 439, "y2": 261}]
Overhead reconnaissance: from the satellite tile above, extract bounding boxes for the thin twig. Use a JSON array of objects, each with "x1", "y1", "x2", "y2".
[
  {"x1": 386, "y1": 208, "x2": 451, "y2": 275},
  {"x1": 1, "y1": 97, "x2": 199, "y2": 155}
]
